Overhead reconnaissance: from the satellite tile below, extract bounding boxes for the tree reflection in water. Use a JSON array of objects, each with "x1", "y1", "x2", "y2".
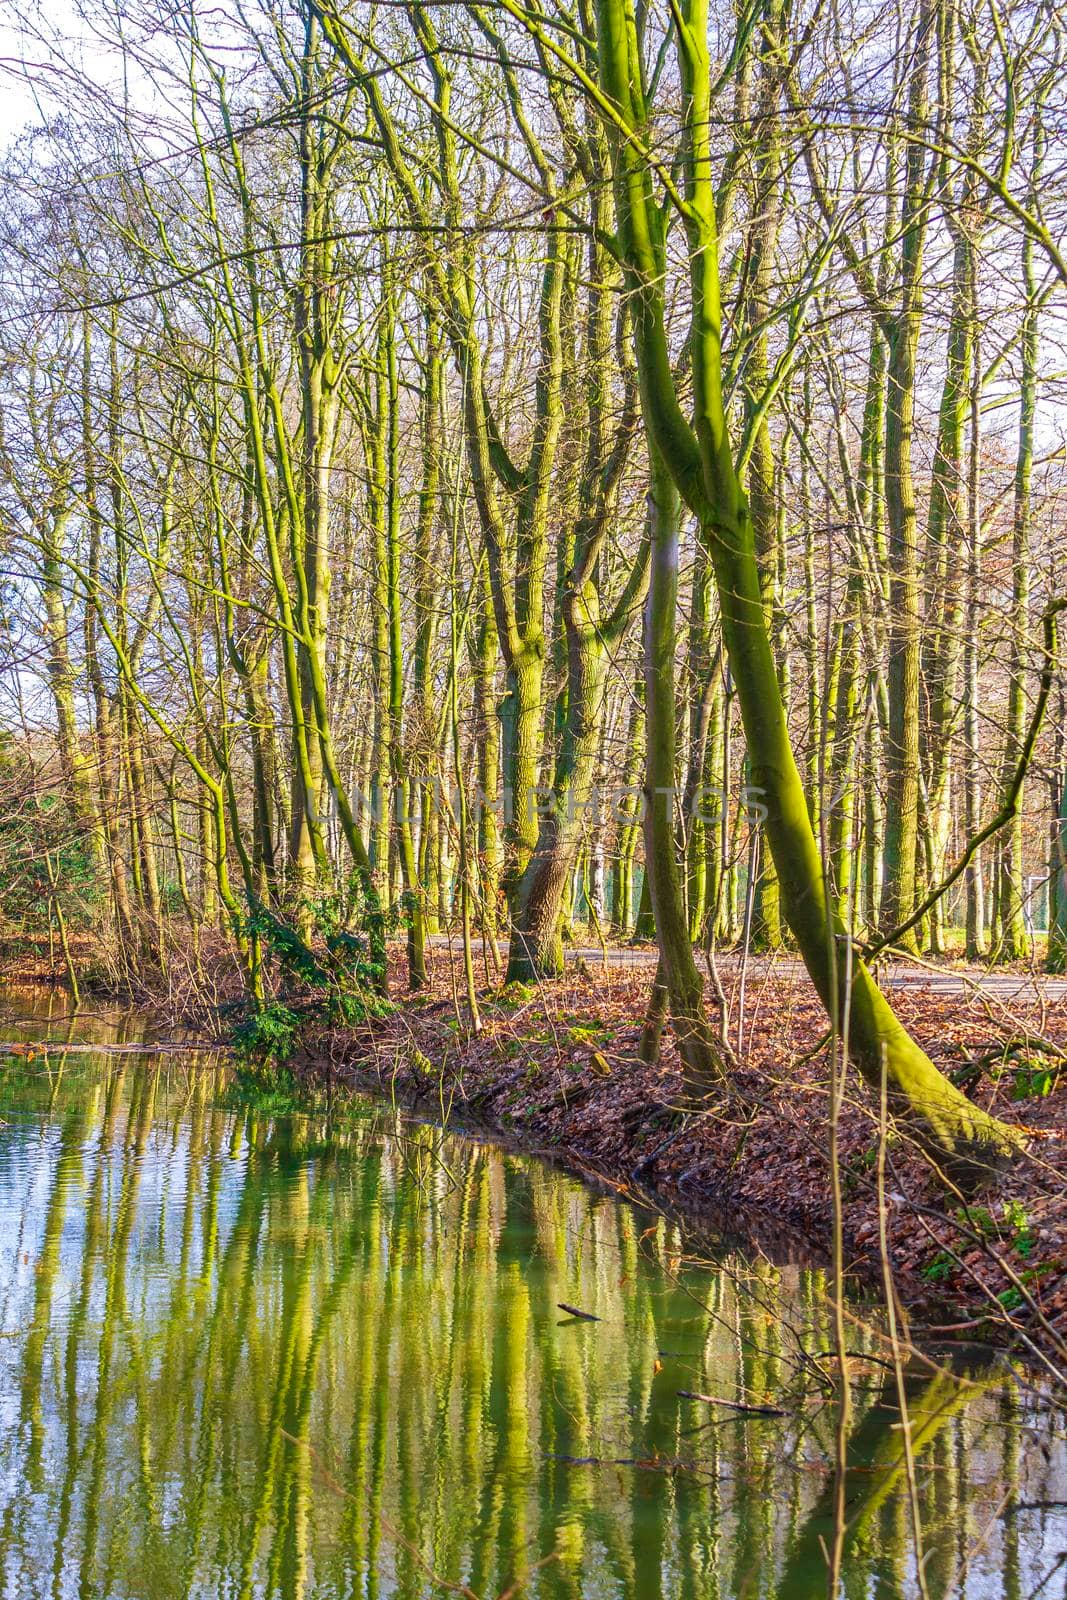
[{"x1": 0, "y1": 1034, "x2": 1062, "y2": 1599}]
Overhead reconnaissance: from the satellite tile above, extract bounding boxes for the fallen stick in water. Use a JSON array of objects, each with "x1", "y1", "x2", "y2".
[
  {"x1": 0, "y1": 1041, "x2": 224, "y2": 1056},
  {"x1": 677, "y1": 1391, "x2": 788, "y2": 1416},
  {"x1": 557, "y1": 1302, "x2": 600, "y2": 1321}
]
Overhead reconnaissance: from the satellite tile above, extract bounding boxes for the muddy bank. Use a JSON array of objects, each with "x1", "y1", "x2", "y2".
[{"x1": 290, "y1": 958, "x2": 1067, "y2": 1360}]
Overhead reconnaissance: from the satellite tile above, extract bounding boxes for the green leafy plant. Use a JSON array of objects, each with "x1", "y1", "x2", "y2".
[
  {"x1": 494, "y1": 981, "x2": 536, "y2": 1010},
  {"x1": 955, "y1": 1203, "x2": 997, "y2": 1240},
  {"x1": 232, "y1": 1003, "x2": 301, "y2": 1091},
  {"x1": 1002, "y1": 1200, "x2": 1036, "y2": 1258},
  {"x1": 1011, "y1": 1062, "x2": 1060, "y2": 1100},
  {"x1": 921, "y1": 1251, "x2": 956, "y2": 1284},
  {"x1": 230, "y1": 885, "x2": 394, "y2": 1088},
  {"x1": 566, "y1": 1022, "x2": 609, "y2": 1045}
]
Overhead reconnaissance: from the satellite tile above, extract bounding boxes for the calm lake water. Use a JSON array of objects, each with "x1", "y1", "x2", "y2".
[{"x1": 0, "y1": 986, "x2": 1063, "y2": 1598}]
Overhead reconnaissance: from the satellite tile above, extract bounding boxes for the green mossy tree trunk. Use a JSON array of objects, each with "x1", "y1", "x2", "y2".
[
  {"x1": 473, "y1": 569, "x2": 502, "y2": 938},
  {"x1": 922, "y1": 217, "x2": 976, "y2": 955},
  {"x1": 503, "y1": 154, "x2": 644, "y2": 982},
  {"x1": 594, "y1": 0, "x2": 1018, "y2": 1162},
  {"x1": 997, "y1": 197, "x2": 1040, "y2": 963},
  {"x1": 742, "y1": 0, "x2": 787, "y2": 950},
  {"x1": 612, "y1": 677, "x2": 644, "y2": 938},
  {"x1": 641, "y1": 451, "x2": 724, "y2": 1084},
  {"x1": 1049, "y1": 712, "x2": 1067, "y2": 974},
  {"x1": 879, "y1": 3, "x2": 935, "y2": 953}
]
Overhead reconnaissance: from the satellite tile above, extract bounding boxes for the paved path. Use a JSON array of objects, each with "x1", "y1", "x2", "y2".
[{"x1": 425, "y1": 937, "x2": 1067, "y2": 1002}]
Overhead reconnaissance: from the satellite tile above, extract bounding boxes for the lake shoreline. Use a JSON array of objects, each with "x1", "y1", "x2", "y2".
[
  {"x1": 3, "y1": 944, "x2": 1065, "y2": 1363},
  {"x1": 284, "y1": 957, "x2": 1067, "y2": 1365}
]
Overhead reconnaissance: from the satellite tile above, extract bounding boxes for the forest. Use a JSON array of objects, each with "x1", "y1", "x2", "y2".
[{"x1": 0, "y1": 0, "x2": 1065, "y2": 1591}]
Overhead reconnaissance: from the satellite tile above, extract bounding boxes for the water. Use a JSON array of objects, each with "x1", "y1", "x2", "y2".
[{"x1": 0, "y1": 986, "x2": 1062, "y2": 1598}]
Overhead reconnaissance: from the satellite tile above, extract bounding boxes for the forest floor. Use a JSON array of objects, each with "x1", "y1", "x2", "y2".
[{"x1": 3, "y1": 929, "x2": 1067, "y2": 1365}]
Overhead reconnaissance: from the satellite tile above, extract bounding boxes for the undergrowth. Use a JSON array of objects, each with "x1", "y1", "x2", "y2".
[{"x1": 233, "y1": 887, "x2": 397, "y2": 1086}]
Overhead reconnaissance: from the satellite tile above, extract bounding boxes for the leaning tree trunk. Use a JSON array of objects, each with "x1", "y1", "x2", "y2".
[{"x1": 595, "y1": 0, "x2": 1017, "y2": 1166}]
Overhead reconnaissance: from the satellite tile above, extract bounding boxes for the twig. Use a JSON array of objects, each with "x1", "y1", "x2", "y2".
[{"x1": 676, "y1": 1390, "x2": 788, "y2": 1417}]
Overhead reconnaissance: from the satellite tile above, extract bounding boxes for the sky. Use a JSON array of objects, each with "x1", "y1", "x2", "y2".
[
  {"x1": 0, "y1": 6, "x2": 74, "y2": 145},
  {"x1": 0, "y1": 46, "x2": 44, "y2": 148},
  {"x1": 0, "y1": 3, "x2": 140, "y2": 151}
]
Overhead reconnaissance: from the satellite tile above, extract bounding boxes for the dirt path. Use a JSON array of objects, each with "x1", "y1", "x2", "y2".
[{"x1": 426, "y1": 936, "x2": 1067, "y2": 1001}]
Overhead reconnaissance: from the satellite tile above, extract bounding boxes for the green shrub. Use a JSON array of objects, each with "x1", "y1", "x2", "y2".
[
  {"x1": 230, "y1": 886, "x2": 394, "y2": 1087},
  {"x1": 1011, "y1": 1062, "x2": 1061, "y2": 1100},
  {"x1": 921, "y1": 1251, "x2": 956, "y2": 1284},
  {"x1": 1002, "y1": 1200, "x2": 1036, "y2": 1258},
  {"x1": 232, "y1": 1003, "x2": 301, "y2": 1089}
]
